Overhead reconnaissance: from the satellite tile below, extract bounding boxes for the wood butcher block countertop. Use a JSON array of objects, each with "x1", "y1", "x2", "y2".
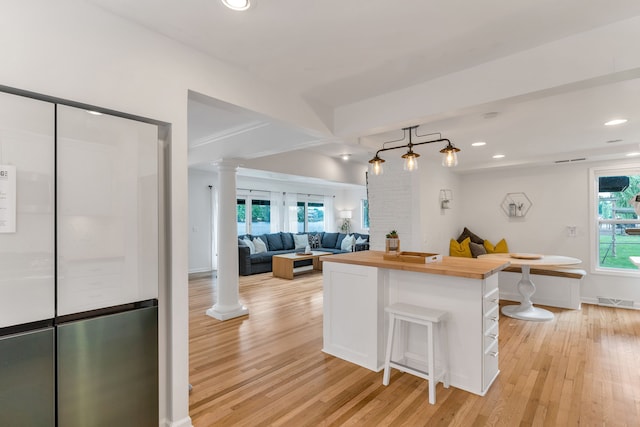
[{"x1": 322, "y1": 250, "x2": 510, "y2": 279}]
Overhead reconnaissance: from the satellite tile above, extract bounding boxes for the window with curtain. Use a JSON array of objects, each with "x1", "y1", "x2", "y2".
[
  {"x1": 236, "y1": 197, "x2": 270, "y2": 235},
  {"x1": 236, "y1": 198, "x2": 246, "y2": 235},
  {"x1": 295, "y1": 200, "x2": 325, "y2": 232}
]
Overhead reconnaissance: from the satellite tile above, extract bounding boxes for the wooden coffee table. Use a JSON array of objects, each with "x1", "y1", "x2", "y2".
[{"x1": 272, "y1": 251, "x2": 333, "y2": 279}]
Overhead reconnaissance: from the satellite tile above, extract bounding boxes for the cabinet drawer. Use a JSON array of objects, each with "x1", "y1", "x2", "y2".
[
  {"x1": 483, "y1": 305, "x2": 499, "y2": 330},
  {"x1": 484, "y1": 322, "x2": 499, "y2": 351},
  {"x1": 483, "y1": 275, "x2": 499, "y2": 295},
  {"x1": 483, "y1": 288, "x2": 499, "y2": 313},
  {"x1": 483, "y1": 340, "x2": 499, "y2": 390}
]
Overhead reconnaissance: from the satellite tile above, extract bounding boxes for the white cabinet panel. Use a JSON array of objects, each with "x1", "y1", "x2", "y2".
[
  {"x1": 56, "y1": 105, "x2": 158, "y2": 315},
  {"x1": 0, "y1": 92, "x2": 55, "y2": 327}
]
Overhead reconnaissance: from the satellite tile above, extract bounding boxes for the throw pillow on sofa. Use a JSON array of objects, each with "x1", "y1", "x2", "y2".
[
  {"x1": 450, "y1": 237, "x2": 472, "y2": 257},
  {"x1": 340, "y1": 234, "x2": 355, "y2": 251},
  {"x1": 469, "y1": 241, "x2": 487, "y2": 258},
  {"x1": 281, "y1": 232, "x2": 295, "y2": 250},
  {"x1": 322, "y1": 232, "x2": 339, "y2": 249},
  {"x1": 483, "y1": 238, "x2": 509, "y2": 253},
  {"x1": 294, "y1": 234, "x2": 308, "y2": 250},
  {"x1": 253, "y1": 237, "x2": 267, "y2": 254},
  {"x1": 457, "y1": 227, "x2": 485, "y2": 245},
  {"x1": 308, "y1": 234, "x2": 321, "y2": 249},
  {"x1": 242, "y1": 237, "x2": 256, "y2": 254},
  {"x1": 265, "y1": 233, "x2": 284, "y2": 251}
]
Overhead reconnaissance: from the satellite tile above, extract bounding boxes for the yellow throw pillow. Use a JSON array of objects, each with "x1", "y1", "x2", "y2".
[
  {"x1": 483, "y1": 238, "x2": 509, "y2": 254},
  {"x1": 450, "y1": 237, "x2": 472, "y2": 257}
]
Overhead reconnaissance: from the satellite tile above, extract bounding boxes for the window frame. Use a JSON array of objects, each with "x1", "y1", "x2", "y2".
[
  {"x1": 361, "y1": 199, "x2": 369, "y2": 230},
  {"x1": 296, "y1": 196, "x2": 324, "y2": 232},
  {"x1": 237, "y1": 191, "x2": 271, "y2": 235},
  {"x1": 589, "y1": 165, "x2": 640, "y2": 277}
]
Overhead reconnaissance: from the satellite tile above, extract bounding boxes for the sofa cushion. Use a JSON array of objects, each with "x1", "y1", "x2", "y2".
[
  {"x1": 294, "y1": 234, "x2": 309, "y2": 250},
  {"x1": 249, "y1": 252, "x2": 272, "y2": 263},
  {"x1": 281, "y1": 232, "x2": 295, "y2": 250},
  {"x1": 322, "y1": 232, "x2": 339, "y2": 249},
  {"x1": 265, "y1": 233, "x2": 284, "y2": 251},
  {"x1": 309, "y1": 233, "x2": 321, "y2": 249},
  {"x1": 253, "y1": 237, "x2": 267, "y2": 253},
  {"x1": 457, "y1": 227, "x2": 484, "y2": 245},
  {"x1": 450, "y1": 237, "x2": 472, "y2": 257}
]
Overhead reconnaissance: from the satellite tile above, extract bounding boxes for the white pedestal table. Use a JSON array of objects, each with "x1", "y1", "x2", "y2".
[{"x1": 479, "y1": 253, "x2": 582, "y2": 321}]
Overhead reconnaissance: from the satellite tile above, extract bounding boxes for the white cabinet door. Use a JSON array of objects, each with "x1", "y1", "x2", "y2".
[
  {"x1": 56, "y1": 105, "x2": 158, "y2": 315},
  {"x1": 0, "y1": 92, "x2": 55, "y2": 327}
]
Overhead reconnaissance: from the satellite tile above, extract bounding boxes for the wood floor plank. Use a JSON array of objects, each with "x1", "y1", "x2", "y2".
[{"x1": 189, "y1": 271, "x2": 640, "y2": 426}]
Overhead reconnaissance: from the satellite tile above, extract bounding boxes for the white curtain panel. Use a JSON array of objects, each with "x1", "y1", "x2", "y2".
[
  {"x1": 211, "y1": 186, "x2": 219, "y2": 270},
  {"x1": 284, "y1": 192, "x2": 298, "y2": 232},
  {"x1": 270, "y1": 191, "x2": 283, "y2": 232},
  {"x1": 324, "y1": 195, "x2": 335, "y2": 232}
]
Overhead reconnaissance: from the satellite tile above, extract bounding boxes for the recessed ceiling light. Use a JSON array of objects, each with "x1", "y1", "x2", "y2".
[
  {"x1": 341, "y1": 154, "x2": 351, "y2": 161},
  {"x1": 471, "y1": 141, "x2": 486, "y2": 147},
  {"x1": 86, "y1": 110, "x2": 102, "y2": 116},
  {"x1": 604, "y1": 118, "x2": 628, "y2": 126},
  {"x1": 626, "y1": 152, "x2": 640, "y2": 157},
  {"x1": 493, "y1": 154, "x2": 505, "y2": 159},
  {"x1": 222, "y1": 0, "x2": 251, "y2": 11}
]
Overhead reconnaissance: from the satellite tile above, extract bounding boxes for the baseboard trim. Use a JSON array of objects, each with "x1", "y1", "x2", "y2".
[{"x1": 161, "y1": 416, "x2": 193, "y2": 427}]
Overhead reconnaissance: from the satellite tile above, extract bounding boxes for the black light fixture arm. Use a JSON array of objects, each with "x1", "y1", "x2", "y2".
[{"x1": 373, "y1": 126, "x2": 451, "y2": 158}]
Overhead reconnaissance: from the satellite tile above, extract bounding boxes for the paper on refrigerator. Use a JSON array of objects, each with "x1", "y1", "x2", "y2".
[{"x1": 0, "y1": 165, "x2": 16, "y2": 233}]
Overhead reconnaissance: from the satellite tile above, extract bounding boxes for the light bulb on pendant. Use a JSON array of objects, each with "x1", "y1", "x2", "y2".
[
  {"x1": 402, "y1": 148, "x2": 420, "y2": 172},
  {"x1": 368, "y1": 155, "x2": 385, "y2": 176},
  {"x1": 440, "y1": 143, "x2": 460, "y2": 168}
]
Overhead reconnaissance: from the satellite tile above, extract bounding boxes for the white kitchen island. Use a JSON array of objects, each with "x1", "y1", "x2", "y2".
[{"x1": 322, "y1": 251, "x2": 509, "y2": 396}]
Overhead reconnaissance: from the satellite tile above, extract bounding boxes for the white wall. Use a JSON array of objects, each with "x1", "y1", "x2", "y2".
[
  {"x1": 334, "y1": 187, "x2": 368, "y2": 234},
  {"x1": 458, "y1": 160, "x2": 640, "y2": 306},
  {"x1": 188, "y1": 169, "x2": 218, "y2": 273},
  {"x1": 367, "y1": 156, "x2": 460, "y2": 253}
]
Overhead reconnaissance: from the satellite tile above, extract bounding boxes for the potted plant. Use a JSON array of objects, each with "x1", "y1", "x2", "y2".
[{"x1": 385, "y1": 230, "x2": 400, "y2": 253}]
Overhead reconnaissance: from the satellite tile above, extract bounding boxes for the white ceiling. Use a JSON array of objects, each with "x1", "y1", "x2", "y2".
[{"x1": 89, "y1": 0, "x2": 640, "y2": 175}]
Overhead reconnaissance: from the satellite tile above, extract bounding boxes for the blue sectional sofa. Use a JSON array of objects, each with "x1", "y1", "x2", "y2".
[{"x1": 238, "y1": 231, "x2": 369, "y2": 276}]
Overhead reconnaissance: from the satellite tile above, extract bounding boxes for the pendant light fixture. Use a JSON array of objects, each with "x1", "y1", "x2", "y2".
[{"x1": 368, "y1": 126, "x2": 460, "y2": 176}]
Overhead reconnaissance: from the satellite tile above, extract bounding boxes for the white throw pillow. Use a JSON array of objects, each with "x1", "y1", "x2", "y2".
[
  {"x1": 355, "y1": 236, "x2": 367, "y2": 244},
  {"x1": 341, "y1": 234, "x2": 355, "y2": 251},
  {"x1": 293, "y1": 234, "x2": 309, "y2": 250},
  {"x1": 253, "y1": 237, "x2": 267, "y2": 254},
  {"x1": 243, "y1": 237, "x2": 255, "y2": 254}
]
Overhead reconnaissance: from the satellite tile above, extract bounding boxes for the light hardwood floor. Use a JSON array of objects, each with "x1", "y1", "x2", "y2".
[{"x1": 189, "y1": 271, "x2": 640, "y2": 426}]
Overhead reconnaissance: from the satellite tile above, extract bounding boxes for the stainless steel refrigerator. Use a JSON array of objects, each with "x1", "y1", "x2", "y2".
[{"x1": 0, "y1": 91, "x2": 159, "y2": 426}]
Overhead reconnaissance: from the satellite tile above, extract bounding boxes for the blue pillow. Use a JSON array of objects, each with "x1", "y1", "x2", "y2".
[
  {"x1": 335, "y1": 233, "x2": 347, "y2": 249},
  {"x1": 265, "y1": 233, "x2": 284, "y2": 251},
  {"x1": 280, "y1": 232, "x2": 295, "y2": 250},
  {"x1": 322, "y1": 232, "x2": 339, "y2": 249}
]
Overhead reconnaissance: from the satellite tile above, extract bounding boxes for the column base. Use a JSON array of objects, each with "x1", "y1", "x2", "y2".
[{"x1": 206, "y1": 304, "x2": 249, "y2": 321}]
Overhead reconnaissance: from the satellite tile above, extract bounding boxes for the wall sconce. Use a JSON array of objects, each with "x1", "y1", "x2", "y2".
[
  {"x1": 440, "y1": 189, "x2": 453, "y2": 209},
  {"x1": 368, "y1": 126, "x2": 460, "y2": 176}
]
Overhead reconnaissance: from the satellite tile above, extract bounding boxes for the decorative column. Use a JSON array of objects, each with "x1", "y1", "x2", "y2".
[{"x1": 206, "y1": 160, "x2": 248, "y2": 321}]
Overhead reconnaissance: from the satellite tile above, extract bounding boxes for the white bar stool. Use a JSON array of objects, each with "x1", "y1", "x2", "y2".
[{"x1": 382, "y1": 302, "x2": 449, "y2": 404}]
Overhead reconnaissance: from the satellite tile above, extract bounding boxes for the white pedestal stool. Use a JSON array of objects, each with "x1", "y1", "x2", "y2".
[{"x1": 382, "y1": 303, "x2": 449, "y2": 404}]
